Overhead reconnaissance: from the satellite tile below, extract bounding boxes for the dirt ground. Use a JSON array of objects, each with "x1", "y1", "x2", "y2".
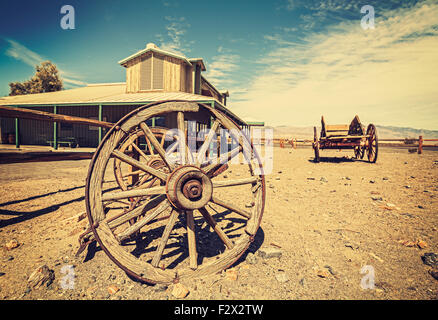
[{"x1": 0, "y1": 146, "x2": 437, "y2": 300}]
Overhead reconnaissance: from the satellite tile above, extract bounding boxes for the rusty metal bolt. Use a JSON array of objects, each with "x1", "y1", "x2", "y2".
[{"x1": 182, "y1": 179, "x2": 202, "y2": 199}]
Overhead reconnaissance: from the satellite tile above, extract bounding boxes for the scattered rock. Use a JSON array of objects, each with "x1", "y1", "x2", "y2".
[
  {"x1": 344, "y1": 176, "x2": 351, "y2": 180},
  {"x1": 320, "y1": 177, "x2": 328, "y2": 183},
  {"x1": 429, "y1": 270, "x2": 438, "y2": 281},
  {"x1": 246, "y1": 252, "x2": 257, "y2": 264},
  {"x1": 27, "y1": 264, "x2": 55, "y2": 289},
  {"x1": 3, "y1": 255, "x2": 14, "y2": 262},
  {"x1": 171, "y1": 283, "x2": 189, "y2": 299},
  {"x1": 324, "y1": 265, "x2": 338, "y2": 277},
  {"x1": 299, "y1": 278, "x2": 305, "y2": 286},
  {"x1": 417, "y1": 240, "x2": 428, "y2": 249},
  {"x1": 417, "y1": 205, "x2": 425, "y2": 209},
  {"x1": 421, "y1": 253, "x2": 438, "y2": 268},
  {"x1": 307, "y1": 177, "x2": 315, "y2": 180},
  {"x1": 275, "y1": 272, "x2": 289, "y2": 283},
  {"x1": 404, "y1": 185, "x2": 411, "y2": 189},
  {"x1": 258, "y1": 247, "x2": 282, "y2": 259},
  {"x1": 315, "y1": 269, "x2": 330, "y2": 278},
  {"x1": 4, "y1": 239, "x2": 20, "y2": 251},
  {"x1": 275, "y1": 177, "x2": 281, "y2": 180},
  {"x1": 398, "y1": 240, "x2": 417, "y2": 247},
  {"x1": 345, "y1": 242, "x2": 359, "y2": 250},
  {"x1": 382, "y1": 177, "x2": 389, "y2": 181},
  {"x1": 369, "y1": 180, "x2": 376, "y2": 184},
  {"x1": 0, "y1": 272, "x2": 5, "y2": 277},
  {"x1": 371, "y1": 196, "x2": 383, "y2": 201},
  {"x1": 245, "y1": 201, "x2": 255, "y2": 208},
  {"x1": 225, "y1": 268, "x2": 238, "y2": 281},
  {"x1": 270, "y1": 241, "x2": 282, "y2": 248},
  {"x1": 107, "y1": 285, "x2": 120, "y2": 295}
]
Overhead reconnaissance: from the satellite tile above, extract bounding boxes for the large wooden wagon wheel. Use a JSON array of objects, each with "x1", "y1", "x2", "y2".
[
  {"x1": 366, "y1": 124, "x2": 378, "y2": 163},
  {"x1": 85, "y1": 101, "x2": 265, "y2": 284},
  {"x1": 313, "y1": 127, "x2": 320, "y2": 163}
]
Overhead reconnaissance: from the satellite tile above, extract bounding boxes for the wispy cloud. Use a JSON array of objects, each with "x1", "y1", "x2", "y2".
[
  {"x1": 3, "y1": 38, "x2": 87, "y2": 88},
  {"x1": 157, "y1": 16, "x2": 193, "y2": 55},
  {"x1": 232, "y1": 0, "x2": 438, "y2": 130},
  {"x1": 204, "y1": 46, "x2": 240, "y2": 89}
]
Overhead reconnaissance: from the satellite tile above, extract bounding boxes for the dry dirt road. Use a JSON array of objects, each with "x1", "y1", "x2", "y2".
[{"x1": 0, "y1": 146, "x2": 437, "y2": 300}]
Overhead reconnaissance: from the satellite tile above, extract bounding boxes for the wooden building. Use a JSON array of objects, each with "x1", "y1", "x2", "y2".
[{"x1": 0, "y1": 43, "x2": 247, "y2": 148}]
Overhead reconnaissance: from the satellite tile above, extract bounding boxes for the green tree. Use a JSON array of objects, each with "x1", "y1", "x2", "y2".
[{"x1": 9, "y1": 61, "x2": 63, "y2": 96}]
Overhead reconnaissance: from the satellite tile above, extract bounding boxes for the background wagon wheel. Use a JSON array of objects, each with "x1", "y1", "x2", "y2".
[
  {"x1": 113, "y1": 127, "x2": 169, "y2": 192},
  {"x1": 366, "y1": 124, "x2": 378, "y2": 163},
  {"x1": 85, "y1": 101, "x2": 265, "y2": 284},
  {"x1": 313, "y1": 126, "x2": 320, "y2": 163},
  {"x1": 354, "y1": 146, "x2": 364, "y2": 160}
]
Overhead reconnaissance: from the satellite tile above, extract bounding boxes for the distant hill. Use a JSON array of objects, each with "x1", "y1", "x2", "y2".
[{"x1": 269, "y1": 125, "x2": 438, "y2": 139}]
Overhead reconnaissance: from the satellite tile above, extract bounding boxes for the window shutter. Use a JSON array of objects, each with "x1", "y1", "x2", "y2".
[
  {"x1": 140, "y1": 57, "x2": 152, "y2": 90},
  {"x1": 152, "y1": 55, "x2": 164, "y2": 89}
]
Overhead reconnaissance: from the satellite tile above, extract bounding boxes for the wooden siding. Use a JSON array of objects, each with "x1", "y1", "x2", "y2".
[
  {"x1": 163, "y1": 56, "x2": 182, "y2": 92},
  {"x1": 126, "y1": 56, "x2": 142, "y2": 93}
]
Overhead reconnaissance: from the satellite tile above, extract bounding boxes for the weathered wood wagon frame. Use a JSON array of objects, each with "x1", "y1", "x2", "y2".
[
  {"x1": 0, "y1": 101, "x2": 266, "y2": 284},
  {"x1": 312, "y1": 115, "x2": 378, "y2": 163}
]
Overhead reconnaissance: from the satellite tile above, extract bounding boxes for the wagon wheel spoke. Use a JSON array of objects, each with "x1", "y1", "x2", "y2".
[
  {"x1": 203, "y1": 145, "x2": 242, "y2": 174},
  {"x1": 196, "y1": 119, "x2": 220, "y2": 166},
  {"x1": 210, "y1": 195, "x2": 251, "y2": 219},
  {"x1": 198, "y1": 206, "x2": 234, "y2": 250},
  {"x1": 130, "y1": 141, "x2": 150, "y2": 161},
  {"x1": 77, "y1": 195, "x2": 167, "y2": 244},
  {"x1": 140, "y1": 122, "x2": 171, "y2": 169},
  {"x1": 144, "y1": 134, "x2": 155, "y2": 156},
  {"x1": 185, "y1": 210, "x2": 198, "y2": 269},
  {"x1": 117, "y1": 199, "x2": 172, "y2": 242},
  {"x1": 102, "y1": 185, "x2": 166, "y2": 202},
  {"x1": 112, "y1": 149, "x2": 167, "y2": 181},
  {"x1": 151, "y1": 209, "x2": 179, "y2": 268},
  {"x1": 106, "y1": 195, "x2": 166, "y2": 229},
  {"x1": 212, "y1": 176, "x2": 259, "y2": 188},
  {"x1": 177, "y1": 111, "x2": 189, "y2": 165}
]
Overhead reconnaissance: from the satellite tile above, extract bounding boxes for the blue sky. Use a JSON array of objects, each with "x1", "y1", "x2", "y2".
[{"x1": 1, "y1": 0, "x2": 437, "y2": 129}]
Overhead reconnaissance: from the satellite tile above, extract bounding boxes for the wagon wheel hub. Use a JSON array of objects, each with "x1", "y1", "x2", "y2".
[
  {"x1": 182, "y1": 179, "x2": 203, "y2": 199},
  {"x1": 166, "y1": 166, "x2": 212, "y2": 210}
]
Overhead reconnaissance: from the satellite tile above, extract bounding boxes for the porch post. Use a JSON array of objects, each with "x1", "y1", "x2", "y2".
[
  {"x1": 98, "y1": 104, "x2": 103, "y2": 144},
  {"x1": 53, "y1": 105, "x2": 58, "y2": 150},
  {"x1": 15, "y1": 118, "x2": 19, "y2": 148}
]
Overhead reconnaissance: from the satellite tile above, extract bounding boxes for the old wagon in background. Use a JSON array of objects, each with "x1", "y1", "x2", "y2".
[{"x1": 312, "y1": 115, "x2": 378, "y2": 163}]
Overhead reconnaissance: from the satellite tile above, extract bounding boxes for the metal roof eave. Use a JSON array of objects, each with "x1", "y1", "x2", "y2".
[{"x1": 118, "y1": 47, "x2": 194, "y2": 67}]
